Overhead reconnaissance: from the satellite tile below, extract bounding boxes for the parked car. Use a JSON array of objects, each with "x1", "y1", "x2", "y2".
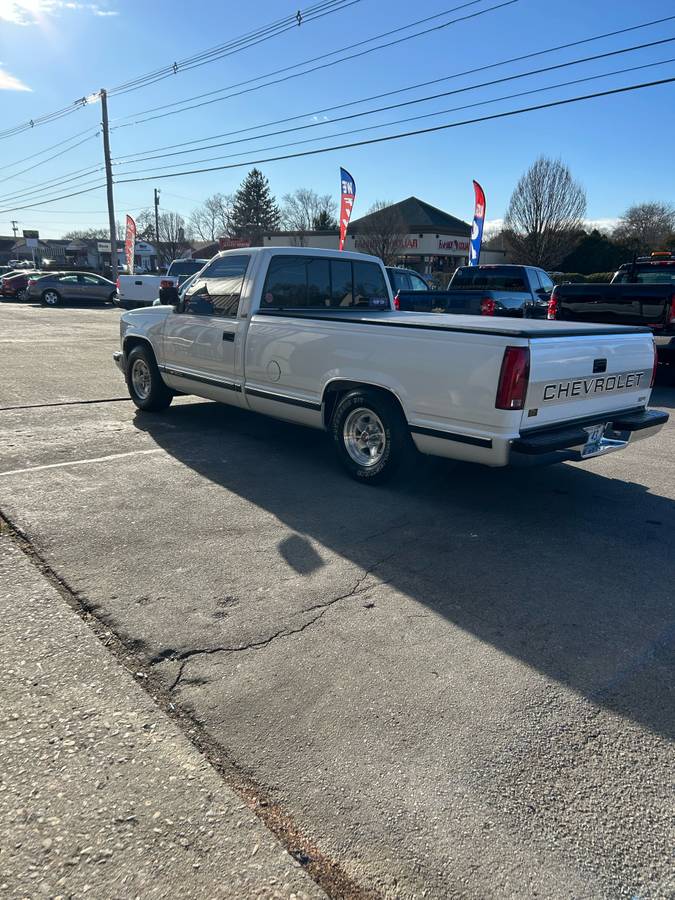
[
  {"x1": 112, "y1": 247, "x2": 666, "y2": 484},
  {"x1": 27, "y1": 271, "x2": 117, "y2": 307},
  {"x1": 386, "y1": 266, "x2": 432, "y2": 295},
  {"x1": 395, "y1": 265, "x2": 554, "y2": 317},
  {"x1": 1, "y1": 269, "x2": 41, "y2": 301},
  {"x1": 549, "y1": 252, "x2": 675, "y2": 362},
  {"x1": 116, "y1": 258, "x2": 211, "y2": 310}
]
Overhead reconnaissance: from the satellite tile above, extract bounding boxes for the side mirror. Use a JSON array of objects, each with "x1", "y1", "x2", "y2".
[{"x1": 158, "y1": 285, "x2": 179, "y2": 307}]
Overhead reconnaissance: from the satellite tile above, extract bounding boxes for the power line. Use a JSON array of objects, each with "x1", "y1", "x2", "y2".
[
  {"x1": 0, "y1": 164, "x2": 104, "y2": 205},
  {"x1": 112, "y1": 36, "x2": 675, "y2": 168},
  {"x1": 112, "y1": 0, "x2": 519, "y2": 127},
  {"x1": 0, "y1": 183, "x2": 107, "y2": 215},
  {"x1": 109, "y1": 0, "x2": 362, "y2": 97},
  {"x1": 0, "y1": 0, "x2": 359, "y2": 141},
  {"x1": 113, "y1": 76, "x2": 675, "y2": 184},
  {"x1": 112, "y1": 13, "x2": 675, "y2": 159},
  {"x1": 0, "y1": 127, "x2": 100, "y2": 178},
  {"x1": 114, "y1": 57, "x2": 675, "y2": 178}
]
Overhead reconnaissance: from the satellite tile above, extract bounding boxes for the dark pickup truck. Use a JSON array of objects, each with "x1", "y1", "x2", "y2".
[
  {"x1": 549, "y1": 253, "x2": 675, "y2": 361},
  {"x1": 395, "y1": 265, "x2": 554, "y2": 318}
]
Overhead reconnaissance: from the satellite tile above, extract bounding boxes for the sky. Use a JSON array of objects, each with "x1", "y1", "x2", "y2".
[{"x1": 0, "y1": 0, "x2": 674, "y2": 239}]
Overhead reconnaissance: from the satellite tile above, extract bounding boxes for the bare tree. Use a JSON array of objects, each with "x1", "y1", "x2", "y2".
[
  {"x1": 503, "y1": 157, "x2": 586, "y2": 268},
  {"x1": 352, "y1": 200, "x2": 406, "y2": 265},
  {"x1": 63, "y1": 226, "x2": 119, "y2": 240},
  {"x1": 280, "y1": 188, "x2": 338, "y2": 245},
  {"x1": 613, "y1": 202, "x2": 675, "y2": 255},
  {"x1": 137, "y1": 208, "x2": 192, "y2": 265},
  {"x1": 189, "y1": 193, "x2": 234, "y2": 242}
]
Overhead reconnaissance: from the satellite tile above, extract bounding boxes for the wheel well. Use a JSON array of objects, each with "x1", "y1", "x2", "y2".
[
  {"x1": 322, "y1": 380, "x2": 406, "y2": 427},
  {"x1": 123, "y1": 335, "x2": 156, "y2": 362}
]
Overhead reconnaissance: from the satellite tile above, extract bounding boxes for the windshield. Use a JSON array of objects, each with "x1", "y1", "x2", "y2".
[
  {"x1": 614, "y1": 264, "x2": 675, "y2": 285},
  {"x1": 451, "y1": 267, "x2": 528, "y2": 291},
  {"x1": 167, "y1": 259, "x2": 207, "y2": 277}
]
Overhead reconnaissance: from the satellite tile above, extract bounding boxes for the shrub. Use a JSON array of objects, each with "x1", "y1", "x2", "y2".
[
  {"x1": 549, "y1": 272, "x2": 587, "y2": 285},
  {"x1": 585, "y1": 271, "x2": 615, "y2": 283}
]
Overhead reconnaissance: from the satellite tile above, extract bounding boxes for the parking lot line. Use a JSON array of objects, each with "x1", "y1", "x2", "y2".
[{"x1": 0, "y1": 448, "x2": 162, "y2": 477}]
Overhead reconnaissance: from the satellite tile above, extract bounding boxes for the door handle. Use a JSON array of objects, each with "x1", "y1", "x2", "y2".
[{"x1": 222, "y1": 332, "x2": 235, "y2": 342}]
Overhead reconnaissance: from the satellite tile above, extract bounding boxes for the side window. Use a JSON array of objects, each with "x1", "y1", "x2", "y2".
[
  {"x1": 331, "y1": 259, "x2": 353, "y2": 307},
  {"x1": 261, "y1": 256, "x2": 389, "y2": 311},
  {"x1": 261, "y1": 257, "x2": 307, "y2": 308},
  {"x1": 183, "y1": 254, "x2": 250, "y2": 317},
  {"x1": 80, "y1": 274, "x2": 101, "y2": 285},
  {"x1": 536, "y1": 270, "x2": 554, "y2": 293},
  {"x1": 59, "y1": 275, "x2": 79, "y2": 284},
  {"x1": 307, "y1": 257, "x2": 331, "y2": 307},
  {"x1": 391, "y1": 271, "x2": 411, "y2": 293},
  {"x1": 409, "y1": 273, "x2": 428, "y2": 292},
  {"x1": 353, "y1": 261, "x2": 389, "y2": 308}
]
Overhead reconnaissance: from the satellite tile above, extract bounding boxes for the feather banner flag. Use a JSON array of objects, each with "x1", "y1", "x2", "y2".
[
  {"x1": 469, "y1": 181, "x2": 486, "y2": 267},
  {"x1": 125, "y1": 214, "x2": 136, "y2": 274},
  {"x1": 339, "y1": 168, "x2": 356, "y2": 252}
]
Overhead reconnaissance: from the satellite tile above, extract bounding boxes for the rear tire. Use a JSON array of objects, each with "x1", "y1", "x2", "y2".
[
  {"x1": 331, "y1": 388, "x2": 413, "y2": 484},
  {"x1": 41, "y1": 289, "x2": 61, "y2": 307},
  {"x1": 126, "y1": 344, "x2": 173, "y2": 412}
]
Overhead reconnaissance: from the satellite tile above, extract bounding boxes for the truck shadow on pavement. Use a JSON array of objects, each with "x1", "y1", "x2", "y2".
[{"x1": 135, "y1": 400, "x2": 675, "y2": 740}]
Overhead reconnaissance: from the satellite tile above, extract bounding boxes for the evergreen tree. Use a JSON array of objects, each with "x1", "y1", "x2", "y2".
[{"x1": 231, "y1": 169, "x2": 281, "y2": 245}]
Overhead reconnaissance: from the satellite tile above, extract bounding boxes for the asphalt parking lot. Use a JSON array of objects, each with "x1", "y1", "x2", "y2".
[{"x1": 1, "y1": 301, "x2": 673, "y2": 899}]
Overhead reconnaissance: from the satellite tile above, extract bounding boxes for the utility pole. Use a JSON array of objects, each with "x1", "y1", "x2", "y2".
[
  {"x1": 11, "y1": 220, "x2": 18, "y2": 239},
  {"x1": 154, "y1": 188, "x2": 161, "y2": 268},
  {"x1": 100, "y1": 88, "x2": 117, "y2": 282}
]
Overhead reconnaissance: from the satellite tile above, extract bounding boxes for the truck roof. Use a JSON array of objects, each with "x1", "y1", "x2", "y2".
[{"x1": 214, "y1": 245, "x2": 383, "y2": 264}]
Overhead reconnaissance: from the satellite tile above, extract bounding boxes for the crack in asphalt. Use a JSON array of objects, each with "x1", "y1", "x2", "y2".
[
  {"x1": 0, "y1": 397, "x2": 130, "y2": 412},
  {"x1": 160, "y1": 551, "x2": 399, "y2": 693}
]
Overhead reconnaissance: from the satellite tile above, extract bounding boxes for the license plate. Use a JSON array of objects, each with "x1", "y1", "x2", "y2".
[{"x1": 581, "y1": 423, "x2": 607, "y2": 457}]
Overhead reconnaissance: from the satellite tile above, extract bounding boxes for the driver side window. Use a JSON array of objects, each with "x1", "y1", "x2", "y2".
[{"x1": 182, "y1": 254, "x2": 250, "y2": 317}]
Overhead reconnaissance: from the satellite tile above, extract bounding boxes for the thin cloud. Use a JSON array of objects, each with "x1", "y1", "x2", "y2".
[
  {"x1": 0, "y1": 2, "x2": 118, "y2": 25},
  {"x1": 0, "y1": 66, "x2": 31, "y2": 91}
]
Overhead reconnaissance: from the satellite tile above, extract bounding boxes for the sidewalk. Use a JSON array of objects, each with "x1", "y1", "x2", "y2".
[{"x1": 0, "y1": 535, "x2": 326, "y2": 899}]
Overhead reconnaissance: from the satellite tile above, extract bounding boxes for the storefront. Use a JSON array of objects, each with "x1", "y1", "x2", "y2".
[{"x1": 263, "y1": 196, "x2": 503, "y2": 275}]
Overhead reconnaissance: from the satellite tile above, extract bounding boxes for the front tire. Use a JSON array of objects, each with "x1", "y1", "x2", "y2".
[
  {"x1": 331, "y1": 389, "x2": 413, "y2": 484},
  {"x1": 41, "y1": 289, "x2": 61, "y2": 307},
  {"x1": 126, "y1": 344, "x2": 173, "y2": 412}
]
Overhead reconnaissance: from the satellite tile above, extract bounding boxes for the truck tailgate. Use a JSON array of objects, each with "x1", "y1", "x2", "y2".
[{"x1": 524, "y1": 331, "x2": 654, "y2": 429}]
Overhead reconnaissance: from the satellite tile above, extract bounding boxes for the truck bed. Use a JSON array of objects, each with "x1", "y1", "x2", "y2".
[{"x1": 256, "y1": 308, "x2": 651, "y2": 338}]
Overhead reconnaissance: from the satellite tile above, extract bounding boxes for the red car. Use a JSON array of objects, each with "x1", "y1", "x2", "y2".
[{"x1": 0, "y1": 269, "x2": 39, "y2": 300}]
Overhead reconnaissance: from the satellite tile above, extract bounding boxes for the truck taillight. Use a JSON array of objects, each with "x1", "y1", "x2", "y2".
[
  {"x1": 496, "y1": 346, "x2": 530, "y2": 410},
  {"x1": 116, "y1": 277, "x2": 120, "y2": 290},
  {"x1": 160, "y1": 279, "x2": 173, "y2": 289},
  {"x1": 480, "y1": 296, "x2": 495, "y2": 316},
  {"x1": 548, "y1": 288, "x2": 559, "y2": 320},
  {"x1": 650, "y1": 341, "x2": 658, "y2": 388},
  {"x1": 393, "y1": 292, "x2": 400, "y2": 311}
]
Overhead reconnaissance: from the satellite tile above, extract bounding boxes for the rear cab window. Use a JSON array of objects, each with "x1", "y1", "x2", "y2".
[
  {"x1": 261, "y1": 256, "x2": 390, "y2": 311},
  {"x1": 182, "y1": 254, "x2": 250, "y2": 317},
  {"x1": 451, "y1": 267, "x2": 529, "y2": 292},
  {"x1": 614, "y1": 264, "x2": 675, "y2": 285}
]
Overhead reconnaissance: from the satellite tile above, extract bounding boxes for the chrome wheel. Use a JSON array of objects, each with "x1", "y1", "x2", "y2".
[
  {"x1": 43, "y1": 290, "x2": 59, "y2": 306},
  {"x1": 343, "y1": 407, "x2": 386, "y2": 467},
  {"x1": 131, "y1": 358, "x2": 152, "y2": 400}
]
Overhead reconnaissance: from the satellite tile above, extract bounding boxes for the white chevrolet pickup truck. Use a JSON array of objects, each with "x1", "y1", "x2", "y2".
[{"x1": 113, "y1": 247, "x2": 668, "y2": 483}]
